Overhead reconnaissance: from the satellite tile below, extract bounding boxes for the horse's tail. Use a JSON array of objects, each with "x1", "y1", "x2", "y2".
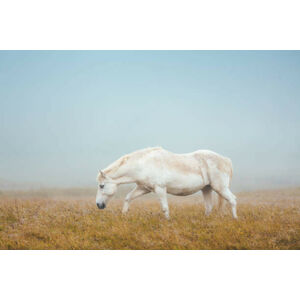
[
  {"x1": 230, "y1": 159, "x2": 233, "y2": 184},
  {"x1": 218, "y1": 157, "x2": 233, "y2": 211}
]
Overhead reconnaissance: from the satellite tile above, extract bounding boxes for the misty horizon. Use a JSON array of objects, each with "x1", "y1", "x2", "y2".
[{"x1": 1, "y1": 51, "x2": 300, "y2": 191}]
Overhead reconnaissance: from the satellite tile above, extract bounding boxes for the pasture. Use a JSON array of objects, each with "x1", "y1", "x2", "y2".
[{"x1": 0, "y1": 187, "x2": 299, "y2": 250}]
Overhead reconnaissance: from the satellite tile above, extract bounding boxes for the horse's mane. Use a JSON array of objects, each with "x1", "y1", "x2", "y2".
[
  {"x1": 102, "y1": 147, "x2": 162, "y2": 176},
  {"x1": 103, "y1": 155, "x2": 129, "y2": 175}
]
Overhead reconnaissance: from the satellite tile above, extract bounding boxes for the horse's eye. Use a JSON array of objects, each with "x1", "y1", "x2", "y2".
[{"x1": 100, "y1": 184, "x2": 104, "y2": 189}]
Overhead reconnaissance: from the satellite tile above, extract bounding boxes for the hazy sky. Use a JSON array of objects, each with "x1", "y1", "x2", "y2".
[{"x1": 0, "y1": 51, "x2": 300, "y2": 190}]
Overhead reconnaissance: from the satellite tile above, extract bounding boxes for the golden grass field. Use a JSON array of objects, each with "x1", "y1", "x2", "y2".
[{"x1": 0, "y1": 187, "x2": 299, "y2": 249}]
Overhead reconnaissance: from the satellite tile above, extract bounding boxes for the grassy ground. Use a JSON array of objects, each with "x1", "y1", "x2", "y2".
[{"x1": 0, "y1": 187, "x2": 299, "y2": 249}]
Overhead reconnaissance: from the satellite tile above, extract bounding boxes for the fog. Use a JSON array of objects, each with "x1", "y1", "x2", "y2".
[{"x1": 1, "y1": 51, "x2": 300, "y2": 191}]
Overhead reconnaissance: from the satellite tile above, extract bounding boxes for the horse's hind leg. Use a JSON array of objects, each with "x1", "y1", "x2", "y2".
[
  {"x1": 215, "y1": 187, "x2": 237, "y2": 219},
  {"x1": 202, "y1": 186, "x2": 213, "y2": 216},
  {"x1": 217, "y1": 194, "x2": 226, "y2": 213}
]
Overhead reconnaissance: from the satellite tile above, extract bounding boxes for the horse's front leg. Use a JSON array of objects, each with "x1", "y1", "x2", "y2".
[
  {"x1": 122, "y1": 185, "x2": 149, "y2": 214},
  {"x1": 154, "y1": 185, "x2": 169, "y2": 219}
]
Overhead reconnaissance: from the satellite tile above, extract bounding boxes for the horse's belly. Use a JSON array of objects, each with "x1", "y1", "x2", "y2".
[
  {"x1": 167, "y1": 187, "x2": 202, "y2": 196},
  {"x1": 165, "y1": 175, "x2": 205, "y2": 196}
]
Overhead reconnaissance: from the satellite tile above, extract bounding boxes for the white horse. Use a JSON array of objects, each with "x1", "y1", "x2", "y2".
[{"x1": 96, "y1": 147, "x2": 237, "y2": 219}]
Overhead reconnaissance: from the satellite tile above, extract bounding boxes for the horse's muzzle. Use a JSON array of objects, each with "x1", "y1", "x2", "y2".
[{"x1": 97, "y1": 203, "x2": 106, "y2": 209}]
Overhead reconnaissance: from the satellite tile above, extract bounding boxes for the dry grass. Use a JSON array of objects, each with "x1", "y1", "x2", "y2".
[{"x1": 0, "y1": 187, "x2": 299, "y2": 250}]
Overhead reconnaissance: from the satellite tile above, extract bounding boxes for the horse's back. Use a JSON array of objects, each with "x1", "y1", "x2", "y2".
[
  {"x1": 138, "y1": 148, "x2": 232, "y2": 175},
  {"x1": 129, "y1": 147, "x2": 232, "y2": 182}
]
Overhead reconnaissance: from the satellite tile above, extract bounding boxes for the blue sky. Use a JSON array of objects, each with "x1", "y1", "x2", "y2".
[{"x1": 0, "y1": 51, "x2": 300, "y2": 190}]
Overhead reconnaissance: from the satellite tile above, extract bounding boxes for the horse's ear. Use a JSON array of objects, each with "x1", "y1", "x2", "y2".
[{"x1": 100, "y1": 170, "x2": 107, "y2": 179}]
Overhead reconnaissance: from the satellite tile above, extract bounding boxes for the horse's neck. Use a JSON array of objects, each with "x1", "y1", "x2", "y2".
[
  {"x1": 104, "y1": 156, "x2": 134, "y2": 185},
  {"x1": 108, "y1": 171, "x2": 134, "y2": 185},
  {"x1": 114, "y1": 175, "x2": 134, "y2": 185}
]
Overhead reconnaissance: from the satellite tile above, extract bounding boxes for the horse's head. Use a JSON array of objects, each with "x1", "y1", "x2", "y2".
[{"x1": 96, "y1": 170, "x2": 117, "y2": 209}]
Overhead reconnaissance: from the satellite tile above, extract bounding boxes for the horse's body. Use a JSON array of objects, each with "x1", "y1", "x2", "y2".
[{"x1": 96, "y1": 147, "x2": 237, "y2": 219}]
